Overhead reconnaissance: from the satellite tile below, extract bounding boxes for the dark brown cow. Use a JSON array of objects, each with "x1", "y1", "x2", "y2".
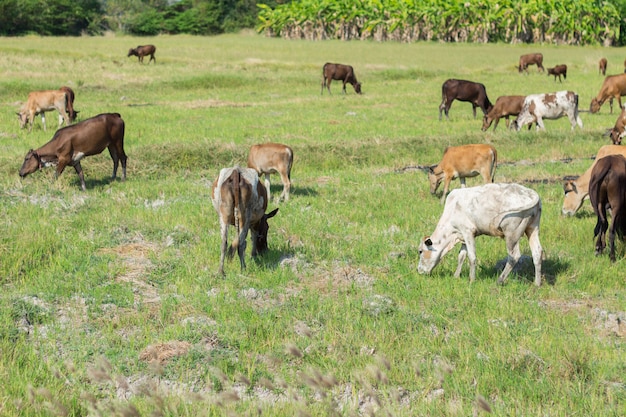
[
  {"x1": 547, "y1": 64, "x2": 567, "y2": 82},
  {"x1": 438, "y1": 79, "x2": 493, "y2": 120},
  {"x1": 211, "y1": 166, "x2": 279, "y2": 275},
  {"x1": 321, "y1": 63, "x2": 362, "y2": 95},
  {"x1": 19, "y1": 113, "x2": 127, "y2": 191},
  {"x1": 482, "y1": 95, "x2": 526, "y2": 131},
  {"x1": 599, "y1": 58, "x2": 607, "y2": 76},
  {"x1": 590, "y1": 73, "x2": 626, "y2": 113},
  {"x1": 518, "y1": 53, "x2": 545, "y2": 73},
  {"x1": 589, "y1": 154, "x2": 626, "y2": 261},
  {"x1": 128, "y1": 45, "x2": 156, "y2": 64},
  {"x1": 59, "y1": 86, "x2": 78, "y2": 124}
]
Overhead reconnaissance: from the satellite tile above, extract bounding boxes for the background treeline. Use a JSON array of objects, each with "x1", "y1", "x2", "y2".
[
  {"x1": 2, "y1": 0, "x2": 626, "y2": 46},
  {"x1": 258, "y1": 0, "x2": 626, "y2": 46}
]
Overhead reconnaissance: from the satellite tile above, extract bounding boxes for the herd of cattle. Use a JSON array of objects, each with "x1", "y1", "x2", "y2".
[{"x1": 13, "y1": 51, "x2": 626, "y2": 281}]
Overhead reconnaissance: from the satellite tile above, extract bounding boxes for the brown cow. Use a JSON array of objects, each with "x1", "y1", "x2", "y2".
[
  {"x1": 518, "y1": 53, "x2": 545, "y2": 74},
  {"x1": 599, "y1": 58, "x2": 607, "y2": 76},
  {"x1": 589, "y1": 154, "x2": 626, "y2": 261},
  {"x1": 438, "y1": 79, "x2": 493, "y2": 120},
  {"x1": 605, "y1": 105, "x2": 626, "y2": 145},
  {"x1": 247, "y1": 143, "x2": 294, "y2": 202},
  {"x1": 428, "y1": 144, "x2": 497, "y2": 204},
  {"x1": 17, "y1": 90, "x2": 72, "y2": 132},
  {"x1": 561, "y1": 145, "x2": 626, "y2": 216},
  {"x1": 128, "y1": 45, "x2": 156, "y2": 64},
  {"x1": 211, "y1": 166, "x2": 279, "y2": 275},
  {"x1": 590, "y1": 73, "x2": 626, "y2": 113},
  {"x1": 19, "y1": 113, "x2": 127, "y2": 191},
  {"x1": 321, "y1": 63, "x2": 362, "y2": 95},
  {"x1": 59, "y1": 86, "x2": 78, "y2": 123},
  {"x1": 547, "y1": 64, "x2": 567, "y2": 82},
  {"x1": 482, "y1": 95, "x2": 526, "y2": 131}
]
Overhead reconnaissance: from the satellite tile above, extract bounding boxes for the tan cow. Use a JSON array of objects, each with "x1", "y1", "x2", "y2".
[
  {"x1": 590, "y1": 73, "x2": 626, "y2": 113},
  {"x1": 212, "y1": 166, "x2": 279, "y2": 276},
  {"x1": 17, "y1": 89, "x2": 72, "y2": 132},
  {"x1": 562, "y1": 145, "x2": 626, "y2": 216},
  {"x1": 247, "y1": 143, "x2": 294, "y2": 202},
  {"x1": 428, "y1": 144, "x2": 497, "y2": 204}
]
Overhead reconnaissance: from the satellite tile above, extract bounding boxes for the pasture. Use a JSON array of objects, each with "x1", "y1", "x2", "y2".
[{"x1": 0, "y1": 33, "x2": 625, "y2": 416}]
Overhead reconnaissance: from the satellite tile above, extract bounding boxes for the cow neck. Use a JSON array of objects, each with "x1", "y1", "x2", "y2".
[{"x1": 35, "y1": 140, "x2": 60, "y2": 164}]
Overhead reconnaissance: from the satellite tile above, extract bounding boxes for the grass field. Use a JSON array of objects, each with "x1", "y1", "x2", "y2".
[{"x1": 0, "y1": 32, "x2": 625, "y2": 416}]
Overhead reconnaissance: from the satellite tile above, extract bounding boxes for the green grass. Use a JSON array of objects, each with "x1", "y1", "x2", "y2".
[{"x1": 0, "y1": 33, "x2": 625, "y2": 416}]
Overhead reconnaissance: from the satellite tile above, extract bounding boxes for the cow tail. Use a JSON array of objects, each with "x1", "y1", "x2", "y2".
[
  {"x1": 490, "y1": 147, "x2": 498, "y2": 183},
  {"x1": 233, "y1": 168, "x2": 241, "y2": 240}
]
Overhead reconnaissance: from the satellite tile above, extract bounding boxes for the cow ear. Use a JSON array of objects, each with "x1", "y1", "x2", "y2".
[
  {"x1": 265, "y1": 208, "x2": 279, "y2": 219},
  {"x1": 425, "y1": 238, "x2": 433, "y2": 246}
]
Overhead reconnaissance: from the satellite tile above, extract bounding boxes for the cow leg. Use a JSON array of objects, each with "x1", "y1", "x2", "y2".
[
  {"x1": 497, "y1": 238, "x2": 522, "y2": 285},
  {"x1": 441, "y1": 176, "x2": 452, "y2": 204},
  {"x1": 535, "y1": 116, "x2": 545, "y2": 130},
  {"x1": 108, "y1": 144, "x2": 127, "y2": 181},
  {"x1": 279, "y1": 171, "x2": 291, "y2": 201},
  {"x1": 41, "y1": 112, "x2": 47, "y2": 131},
  {"x1": 263, "y1": 173, "x2": 272, "y2": 201},
  {"x1": 218, "y1": 220, "x2": 228, "y2": 276},
  {"x1": 459, "y1": 177, "x2": 467, "y2": 188},
  {"x1": 472, "y1": 104, "x2": 477, "y2": 119},
  {"x1": 71, "y1": 162, "x2": 87, "y2": 191},
  {"x1": 237, "y1": 221, "x2": 250, "y2": 271},
  {"x1": 454, "y1": 244, "x2": 467, "y2": 278},
  {"x1": 610, "y1": 98, "x2": 614, "y2": 114},
  {"x1": 463, "y1": 235, "x2": 478, "y2": 282},
  {"x1": 526, "y1": 221, "x2": 543, "y2": 286}
]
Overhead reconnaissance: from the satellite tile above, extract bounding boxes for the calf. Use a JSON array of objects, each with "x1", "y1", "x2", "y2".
[
  {"x1": 211, "y1": 166, "x2": 279, "y2": 275},
  {"x1": 605, "y1": 104, "x2": 626, "y2": 144},
  {"x1": 482, "y1": 95, "x2": 526, "y2": 131},
  {"x1": 19, "y1": 113, "x2": 127, "y2": 191},
  {"x1": 562, "y1": 145, "x2": 626, "y2": 216},
  {"x1": 547, "y1": 64, "x2": 567, "y2": 82},
  {"x1": 17, "y1": 89, "x2": 72, "y2": 132},
  {"x1": 599, "y1": 58, "x2": 607, "y2": 76},
  {"x1": 512, "y1": 90, "x2": 583, "y2": 131},
  {"x1": 518, "y1": 53, "x2": 545, "y2": 74},
  {"x1": 438, "y1": 79, "x2": 493, "y2": 120},
  {"x1": 418, "y1": 183, "x2": 543, "y2": 286},
  {"x1": 247, "y1": 143, "x2": 294, "y2": 202},
  {"x1": 589, "y1": 154, "x2": 626, "y2": 261},
  {"x1": 321, "y1": 63, "x2": 362, "y2": 95},
  {"x1": 590, "y1": 73, "x2": 626, "y2": 113},
  {"x1": 428, "y1": 144, "x2": 497, "y2": 204},
  {"x1": 128, "y1": 45, "x2": 156, "y2": 64}
]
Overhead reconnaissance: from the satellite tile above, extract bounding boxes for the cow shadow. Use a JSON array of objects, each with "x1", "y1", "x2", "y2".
[
  {"x1": 483, "y1": 255, "x2": 569, "y2": 286},
  {"x1": 80, "y1": 177, "x2": 125, "y2": 189}
]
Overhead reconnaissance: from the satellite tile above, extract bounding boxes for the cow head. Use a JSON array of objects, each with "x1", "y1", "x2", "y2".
[
  {"x1": 251, "y1": 208, "x2": 279, "y2": 255},
  {"x1": 590, "y1": 98, "x2": 602, "y2": 114},
  {"x1": 19, "y1": 149, "x2": 42, "y2": 178},
  {"x1": 16, "y1": 111, "x2": 28, "y2": 129},
  {"x1": 417, "y1": 237, "x2": 441, "y2": 275},
  {"x1": 609, "y1": 128, "x2": 623, "y2": 145},
  {"x1": 562, "y1": 178, "x2": 584, "y2": 216},
  {"x1": 127, "y1": 48, "x2": 137, "y2": 57},
  {"x1": 427, "y1": 166, "x2": 443, "y2": 194},
  {"x1": 354, "y1": 82, "x2": 362, "y2": 94},
  {"x1": 481, "y1": 115, "x2": 492, "y2": 131}
]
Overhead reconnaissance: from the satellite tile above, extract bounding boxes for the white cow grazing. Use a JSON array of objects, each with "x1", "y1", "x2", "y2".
[
  {"x1": 212, "y1": 166, "x2": 278, "y2": 275},
  {"x1": 512, "y1": 90, "x2": 583, "y2": 131},
  {"x1": 418, "y1": 183, "x2": 544, "y2": 286}
]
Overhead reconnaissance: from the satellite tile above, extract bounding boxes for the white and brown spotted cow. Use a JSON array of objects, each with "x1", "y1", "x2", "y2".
[{"x1": 512, "y1": 90, "x2": 583, "y2": 131}]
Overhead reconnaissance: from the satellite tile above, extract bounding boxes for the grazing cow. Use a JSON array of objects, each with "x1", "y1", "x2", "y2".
[
  {"x1": 19, "y1": 113, "x2": 127, "y2": 191},
  {"x1": 128, "y1": 45, "x2": 156, "y2": 64},
  {"x1": 512, "y1": 90, "x2": 583, "y2": 131},
  {"x1": 482, "y1": 95, "x2": 526, "y2": 131},
  {"x1": 589, "y1": 155, "x2": 626, "y2": 261},
  {"x1": 547, "y1": 64, "x2": 567, "y2": 82},
  {"x1": 418, "y1": 183, "x2": 543, "y2": 286},
  {"x1": 321, "y1": 63, "x2": 362, "y2": 95},
  {"x1": 428, "y1": 144, "x2": 497, "y2": 204},
  {"x1": 211, "y1": 166, "x2": 279, "y2": 275},
  {"x1": 17, "y1": 89, "x2": 72, "y2": 132},
  {"x1": 605, "y1": 104, "x2": 626, "y2": 145},
  {"x1": 599, "y1": 58, "x2": 607, "y2": 76},
  {"x1": 518, "y1": 53, "x2": 545, "y2": 74},
  {"x1": 59, "y1": 86, "x2": 78, "y2": 124},
  {"x1": 590, "y1": 73, "x2": 626, "y2": 113},
  {"x1": 438, "y1": 79, "x2": 493, "y2": 120},
  {"x1": 247, "y1": 143, "x2": 294, "y2": 202},
  {"x1": 561, "y1": 145, "x2": 626, "y2": 216}
]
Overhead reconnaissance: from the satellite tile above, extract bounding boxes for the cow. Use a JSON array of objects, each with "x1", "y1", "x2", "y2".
[
  {"x1": 428, "y1": 144, "x2": 497, "y2": 204},
  {"x1": 605, "y1": 104, "x2": 626, "y2": 145},
  {"x1": 518, "y1": 53, "x2": 545, "y2": 74},
  {"x1": 211, "y1": 166, "x2": 279, "y2": 276},
  {"x1": 128, "y1": 45, "x2": 156, "y2": 64},
  {"x1": 588, "y1": 154, "x2": 626, "y2": 262},
  {"x1": 512, "y1": 90, "x2": 583, "y2": 131},
  {"x1": 561, "y1": 145, "x2": 626, "y2": 216},
  {"x1": 321, "y1": 63, "x2": 362, "y2": 95},
  {"x1": 547, "y1": 64, "x2": 567, "y2": 83},
  {"x1": 590, "y1": 73, "x2": 626, "y2": 114},
  {"x1": 247, "y1": 143, "x2": 294, "y2": 202},
  {"x1": 438, "y1": 79, "x2": 493, "y2": 121},
  {"x1": 19, "y1": 113, "x2": 127, "y2": 191},
  {"x1": 482, "y1": 95, "x2": 526, "y2": 131},
  {"x1": 599, "y1": 58, "x2": 607, "y2": 76},
  {"x1": 17, "y1": 89, "x2": 73, "y2": 132},
  {"x1": 59, "y1": 86, "x2": 78, "y2": 124},
  {"x1": 418, "y1": 183, "x2": 543, "y2": 286}
]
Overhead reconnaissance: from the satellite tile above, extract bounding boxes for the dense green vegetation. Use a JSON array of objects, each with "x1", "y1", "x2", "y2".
[{"x1": 0, "y1": 34, "x2": 625, "y2": 416}]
